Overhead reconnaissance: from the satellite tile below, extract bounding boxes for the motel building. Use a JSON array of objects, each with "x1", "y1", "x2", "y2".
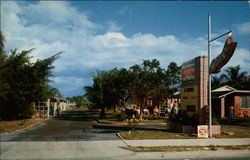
[
  {"x1": 34, "y1": 97, "x2": 69, "y2": 119},
  {"x1": 212, "y1": 85, "x2": 250, "y2": 118}
]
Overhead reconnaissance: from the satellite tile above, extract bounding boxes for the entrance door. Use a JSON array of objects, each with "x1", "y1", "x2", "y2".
[{"x1": 225, "y1": 95, "x2": 234, "y2": 117}]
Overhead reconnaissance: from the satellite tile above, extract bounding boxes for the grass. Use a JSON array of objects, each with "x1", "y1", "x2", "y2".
[
  {"x1": 119, "y1": 130, "x2": 195, "y2": 140},
  {"x1": 219, "y1": 117, "x2": 250, "y2": 127},
  {"x1": 120, "y1": 145, "x2": 250, "y2": 152},
  {"x1": 90, "y1": 111, "x2": 166, "y2": 124},
  {"x1": 119, "y1": 128, "x2": 250, "y2": 140},
  {"x1": 214, "y1": 129, "x2": 250, "y2": 138},
  {"x1": 91, "y1": 111, "x2": 119, "y2": 123},
  {"x1": 140, "y1": 116, "x2": 166, "y2": 123},
  {"x1": 0, "y1": 119, "x2": 43, "y2": 134}
]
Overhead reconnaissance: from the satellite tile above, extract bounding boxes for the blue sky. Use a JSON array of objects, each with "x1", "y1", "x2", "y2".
[{"x1": 1, "y1": 1, "x2": 250, "y2": 97}]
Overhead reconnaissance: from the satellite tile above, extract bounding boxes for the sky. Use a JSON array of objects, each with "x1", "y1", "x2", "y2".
[{"x1": 1, "y1": 1, "x2": 250, "y2": 97}]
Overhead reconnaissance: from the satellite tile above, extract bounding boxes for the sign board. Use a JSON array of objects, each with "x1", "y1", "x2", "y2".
[
  {"x1": 181, "y1": 58, "x2": 195, "y2": 85},
  {"x1": 181, "y1": 56, "x2": 208, "y2": 124},
  {"x1": 197, "y1": 125, "x2": 208, "y2": 138}
]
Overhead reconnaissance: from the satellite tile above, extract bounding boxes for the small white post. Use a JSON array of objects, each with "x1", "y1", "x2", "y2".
[{"x1": 47, "y1": 98, "x2": 50, "y2": 118}]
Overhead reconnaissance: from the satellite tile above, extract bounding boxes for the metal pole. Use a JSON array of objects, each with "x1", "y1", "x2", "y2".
[
  {"x1": 208, "y1": 14, "x2": 212, "y2": 138},
  {"x1": 209, "y1": 31, "x2": 232, "y2": 42}
]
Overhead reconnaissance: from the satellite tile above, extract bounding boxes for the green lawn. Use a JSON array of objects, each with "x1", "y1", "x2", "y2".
[
  {"x1": 214, "y1": 129, "x2": 250, "y2": 138},
  {"x1": 90, "y1": 111, "x2": 166, "y2": 124},
  {"x1": 119, "y1": 130, "x2": 195, "y2": 140},
  {"x1": 91, "y1": 111, "x2": 119, "y2": 123},
  {"x1": 119, "y1": 128, "x2": 250, "y2": 140}
]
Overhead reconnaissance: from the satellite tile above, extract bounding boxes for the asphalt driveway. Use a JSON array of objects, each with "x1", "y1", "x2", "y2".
[{"x1": 1, "y1": 110, "x2": 120, "y2": 141}]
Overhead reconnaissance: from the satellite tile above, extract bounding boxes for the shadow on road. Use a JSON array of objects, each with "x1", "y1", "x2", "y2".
[{"x1": 56, "y1": 110, "x2": 95, "y2": 121}]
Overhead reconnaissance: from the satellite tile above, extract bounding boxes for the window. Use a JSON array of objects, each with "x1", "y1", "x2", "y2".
[
  {"x1": 184, "y1": 87, "x2": 194, "y2": 92},
  {"x1": 240, "y1": 96, "x2": 250, "y2": 109}
]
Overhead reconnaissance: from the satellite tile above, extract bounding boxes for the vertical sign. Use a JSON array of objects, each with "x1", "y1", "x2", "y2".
[
  {"x1": 181, "y1": 58, "x2": 195, "y2": 85},
  {"x1": 197, "y1": 125, "x2": 208, "y2": 138}
]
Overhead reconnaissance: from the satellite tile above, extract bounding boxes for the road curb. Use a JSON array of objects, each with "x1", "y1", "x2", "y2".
[
  {"x1": 0, "y1": 118, "x2": 49, "y2": 135},
  {"x1": 87, "y1": 112, "x2": 101, "y2": 123},
  {"x1": 116, "y1": 132, "x2": 131, "y2": 146}
]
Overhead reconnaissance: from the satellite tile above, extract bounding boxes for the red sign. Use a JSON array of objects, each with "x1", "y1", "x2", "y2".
[{"x1": 210, "y1": 35, "x2": 238, "y2": 74}]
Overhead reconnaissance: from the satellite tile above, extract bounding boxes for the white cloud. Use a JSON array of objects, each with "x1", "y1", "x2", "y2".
[
  {"x1": 2, "y1": 1, "x2": 249, "y2": 96},
  {"x1": 106, "y1": 21, "x2": 123, "y2": 32},
  {"x1": 116, "y1": 6, "x2": 132, "y2": 16},
  {"x1": 50, "y1": 76, "x2": 86, "y2": 97},
  {"x1": 233, "y1": 22, "x2": 250, "y2": 35}
]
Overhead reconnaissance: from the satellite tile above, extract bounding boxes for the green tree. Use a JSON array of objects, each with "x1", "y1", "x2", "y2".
[
  {"x1": 48, "y1": 87, "x2": 62, "y2": 98},
  {"x1": 66, "y1": 96, "x2": 85, "y2": 108},
  {"x1": 129, "y1": 63, "x2": 150, "y2": 109},
  {"x1": 0, "y1": 31, "x2": 9, "y2": 97},
  {"x1": 84, "y1": 71, "x2": 110, "y2": 118},
  {"x1": 221, "y1": 65, "x2": 248, "y2": 89},
  {"x1": 211, "y1": 75, "x2": 223, "y2": 90},
  {"x1": 84, "y1": 60, "x2": 181, "y2": 119},
  {"x1": 0, "y1": 34, "x2": 61, "y2": 119}
]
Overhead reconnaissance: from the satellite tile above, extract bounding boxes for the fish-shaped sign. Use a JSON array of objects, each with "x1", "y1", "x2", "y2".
[{"x1": 209, "y1": 34, "x2": 237, "y2": 74}]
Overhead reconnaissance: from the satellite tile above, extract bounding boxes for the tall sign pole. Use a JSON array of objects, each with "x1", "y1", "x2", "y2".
[
  {"x1": 208, "y1": 14, "x2": 234, "y2": 138},
  {"x1": 208, "y1": 14, "x2": 212, "y2": 138}
]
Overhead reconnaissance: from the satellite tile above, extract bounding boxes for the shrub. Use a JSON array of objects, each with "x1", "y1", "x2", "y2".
[
  {"x1": 128, "y1": 118, "x2": 139, "y2": 130},
  {"x1": 167, "y1": 111, "x2": 199, "y2": 126},
  {"x1": 116, "y1": 112, "x2": 126, "y2": 121}
]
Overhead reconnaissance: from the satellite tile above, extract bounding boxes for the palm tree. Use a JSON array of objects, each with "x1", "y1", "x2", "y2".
[
  {"x1": 0, "y1": 31, "x2": 9, "y2": 97},
  {"x1": 211, "y1": 75, "x2": 223, "y2": 90},
  {"x1": 85, "y1": 70, "x2": 120, "y2": 118},
  {"x1": 0, "y1": 31, "x2": 5, "y2": 60},
  {"x1": 221, "y1": 65, "x2": 247, "y2": 89}
]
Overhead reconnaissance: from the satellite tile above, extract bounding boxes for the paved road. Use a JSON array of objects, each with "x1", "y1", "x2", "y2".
[
  {"x1": 1, "y1": 110, "x2": 120, "y2": 141},
  {"x1": 1, "y1": 110, "x2": 249, "y2": 160}
]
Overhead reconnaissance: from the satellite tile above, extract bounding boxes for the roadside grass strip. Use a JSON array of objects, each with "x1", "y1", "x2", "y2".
[
  {"x1": 0, "y1": 119, "x2": 43, "y2": 134},
  {"x1": 120, "y1": 145, "x2": 250, "y2": 152},
  {"x1": 90, "y1": 111, "x2": 166, "y2": 124},
  {"x1": 214, "y1": 129, "x2": 250, "y2": 138},
  {"x1": 119, "y1": 130, "x2": 194, "y2": 140},
  {"x1": 119, "y1": 129, "x2": 250, "y2": 140}
]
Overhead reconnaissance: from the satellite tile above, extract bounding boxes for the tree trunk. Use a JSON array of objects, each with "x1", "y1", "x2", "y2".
[
  {"x1": 113, "y1": 105, "x2": 118, "y2": 112},
  {"x1": 139, "y1": 99, "x2": 144, "y2": 121},
  {"x1": 99, "y1": 106, "x2": 105, "y2": 119}
]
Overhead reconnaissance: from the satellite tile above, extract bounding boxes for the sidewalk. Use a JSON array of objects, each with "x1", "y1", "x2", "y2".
[{"x1": 2, "y1": 140, "x2": 249, "y2": 160}]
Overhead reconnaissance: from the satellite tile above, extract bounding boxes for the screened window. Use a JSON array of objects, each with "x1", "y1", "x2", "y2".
[
  {"x1": 184, "y1": 87, "x2": 194, "y2": 92},
  {"x1": 240, "y1": 96, "x2": 250, "y2": 109}
]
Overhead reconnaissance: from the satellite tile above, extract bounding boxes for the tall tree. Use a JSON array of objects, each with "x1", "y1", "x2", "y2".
[
  {"x1": 211, "y1": 75, "x2": 223, "y2": 90},
  {"x1": 129, "y1": 63, "x2": 150, "y2": 108},
  {"x1": 0, "y1": 46, "x2": 61, "y2": 120},
  {"x1": 48, "y1": 87, "x2": 63, "y2": 98},
  {"x1": 84, "y1": 60, "x2": 181, "y2": 119},
  {"x1": 221, "y1": 65, "x2": 248, "y2": 89},
  {"x1": 66, "y1": 95, "x2": 85, "y2": 108},
  {"x1": 84, "y1": 70, "x2": 113, "y2": 118}
]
